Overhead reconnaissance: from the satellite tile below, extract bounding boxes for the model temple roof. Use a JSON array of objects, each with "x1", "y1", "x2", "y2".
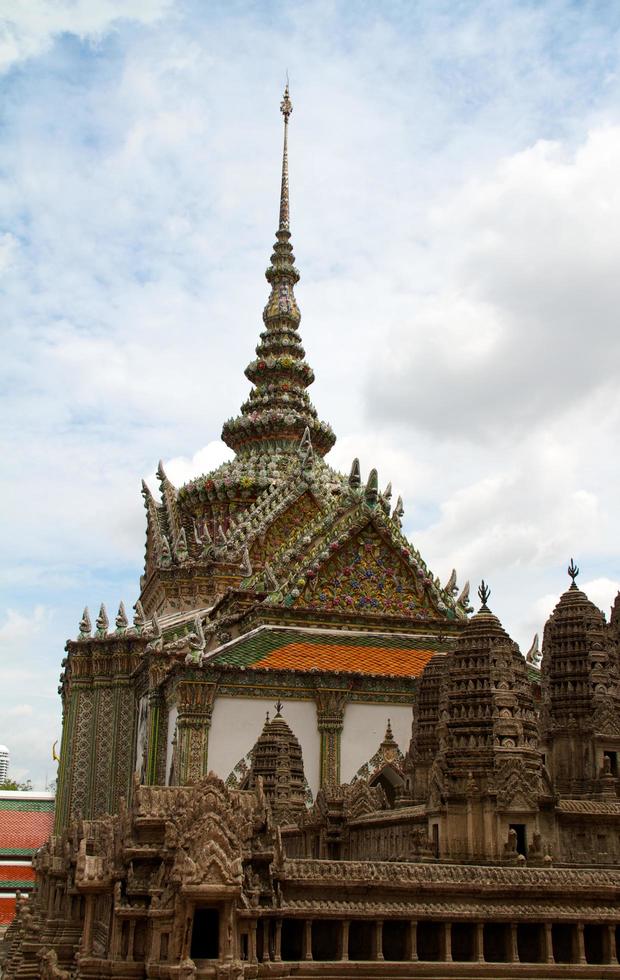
[{"x1": 207, "y1": 625, "x2": 444, "y2": 678}]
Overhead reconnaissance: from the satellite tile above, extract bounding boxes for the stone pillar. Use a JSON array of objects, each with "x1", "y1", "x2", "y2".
[
  {"x1": 475, "y1": 923, "x2": 485, "y2": 963},
  {"x1": 303, "y1": 920, "x2": 313, "y2": 961},
  {"x1": 607, "y1": 924, "x2": 617, "y2": 964},
  {"x1": 175, "y1": 681, "x2": 217, "y2": 784},
  {"x1": 374, "y1": 920, "x2": 384, "y2": 961},
  {"x1": 262, "y1": 920, "x2": 270, "y2": 962},
  {"x1": 223, "y1": 902, "x2": 233, "y2": 962},
  {"x1": 82, "y1": 895, "x2": 95, "y2": 955},
  {"x1": 341, "y1": 920, "x2": 350, "y2": 961},
  {"x1": 127, "y1": 919, "x2": 136, "y2": 961},
  {"x1": 409, "y1": 921, "x2": 418, "y2": 961},
  {"x1": 575, "y1": 923, "x2": 586, "y2": 965},
  {"x1": 544, "y1": 923, "x2": 554, "y2": 964},
  {"x1": 146, "y1": 686, "x2": 164, "y2": 785},
  {"x1": 249, "y1": 922, "x2": 258, "y2": 964},
  {"x1": 509, "y1": 923, "x2": 519, "y2": 963},
  {"x1": 444, "y1": 922, "x2": 453, "y2": 962},
  {"x1": 315, "y1": 690, "x2": 348, "y2": 787},
  {"x1": 274, "y1": 919, "x2": 282, "y2": 962}
]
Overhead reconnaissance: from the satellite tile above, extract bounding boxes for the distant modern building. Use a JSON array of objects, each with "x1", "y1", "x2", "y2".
[
  {"x1": 0, "y1": 791, "x2": 55, "y2": 930},
  {"x1": 0, "y1": 746, "x2": 9, "y2": 783}
]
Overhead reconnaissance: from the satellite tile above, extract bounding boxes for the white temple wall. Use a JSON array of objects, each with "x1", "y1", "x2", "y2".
[
  {"x1": 208, "y1": 696, "x2": 321, "y2": 795},
  {"x1": 340, "y1": 702, "x2": 412, "y2": 782}
]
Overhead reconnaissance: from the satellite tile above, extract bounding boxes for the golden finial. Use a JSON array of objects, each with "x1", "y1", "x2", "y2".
[
  {"x1": 280, "y1": 77, "x2": 292, "y2": 121},
  {"x1": 278, "y1": 82, "x2": 292, "y2": 231}
]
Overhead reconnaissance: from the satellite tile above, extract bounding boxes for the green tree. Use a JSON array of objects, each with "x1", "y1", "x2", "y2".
[{"x1": 0, "y1": 779, "x2": 33, "y2": 791}]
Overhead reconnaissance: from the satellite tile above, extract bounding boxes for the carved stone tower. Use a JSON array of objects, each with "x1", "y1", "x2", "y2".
[{"x1": 540, "y1": 562, "x2": 620, "y2": 797}]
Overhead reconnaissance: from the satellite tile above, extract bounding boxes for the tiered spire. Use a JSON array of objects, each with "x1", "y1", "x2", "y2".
[{"x1": 222, "y1": 85, "x2": 335, "y2": 459}]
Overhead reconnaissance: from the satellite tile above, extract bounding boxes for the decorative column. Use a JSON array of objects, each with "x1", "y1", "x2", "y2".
[
  {"x1": 315, "y1": 689, "x2": 348, "y2": 787},
  {"x1": 444, "y1": 922, "x2": 452, "y2": 962},
  {"x1": 146, "y1": 673, "x2": 165, "y2": 786},
  {"x1": 340, "y1": 920, "x2": 350, "y2": 961},
  {"x1": 607, "y1": 924, "x2": 617, "y2": 964},
  {"x1": 374, "y1": 920, "x2": 384, "y2": 961},
  {"x1": 274, "y1": 919, "x2": 282, "y2": 962},
  {"x1": 127, "y1": 920, "x2": 136, "y2": 961},
  {"x1": 262, "y1": 920, "x2": 270, "y2": 962},
  {"x1": 303, "y1": 920, "x2": 313, "y2": 960},
  {"x1": 509, "y1": 923, "x2": 519, "y2": 963},
  {"x1": 82, "y1": 895, "x2": 95, "y2": 955},
  {"x1": 249, "y1": 922, "x2": 258, "y2": 964},
  {"x1": 544, "y1": 923, "x2": 554, "y2": 964},
  {"x1": 475, "y1": 923, "x2": 485, "y2": 963},
  {"x1": 175, "y1": 681, "x2": 217, "y2": 784},
  {"x1": 409, "y1": 921, "x2": 418, "y2": 961},
  {"x1": 575, "y1": 923, "x2": 586, "y2": 965}
]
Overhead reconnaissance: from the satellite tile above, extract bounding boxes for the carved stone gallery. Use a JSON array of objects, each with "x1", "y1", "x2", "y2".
[{"x1": 4, "y1": 88, "x2": 620, "y2": 979}]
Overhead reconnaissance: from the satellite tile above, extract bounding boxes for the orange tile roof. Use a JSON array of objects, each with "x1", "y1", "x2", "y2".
[
  {"x1": 211, "y1": 627, "x2": 444, "y2": 678},
  {"x1": 0, "y1": 896, "x2": 16, "y2": 925},
  {"x1": 0, "y1": 865, "x2": 35, "y2": 888},
  {"x1": 257, "y1": 642, "x2": 435, "y2": 677},
  {"x1": 0, "y1": 808, "x2": 54, "y2": 855}
]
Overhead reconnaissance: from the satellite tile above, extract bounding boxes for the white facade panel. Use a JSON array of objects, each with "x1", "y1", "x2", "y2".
[
  {"x1": 208, "y1": 696, "x2": 321, "y2": 796},
  {"x1": 340, "y1": 702, "x2": 412, "y2": 782}
]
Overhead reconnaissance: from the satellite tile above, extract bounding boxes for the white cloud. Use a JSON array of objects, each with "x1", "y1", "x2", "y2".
[
  {"x1": 7, "y1": 704, "x2": 34, "y2": 718},
  {"x1": 372, "y1": 126, "x2": 620, "y2": 439},
  {"x1": 158, "y1": 442, "x2": 233, "y2": 489},
  {"x1": 0, "y1": 0, "x2": 171, "y2": 72}
]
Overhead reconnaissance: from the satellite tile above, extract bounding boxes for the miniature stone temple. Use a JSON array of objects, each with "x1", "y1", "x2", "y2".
[{"x1": 4, "y1": 89, "x2": 620, "y2": 980}]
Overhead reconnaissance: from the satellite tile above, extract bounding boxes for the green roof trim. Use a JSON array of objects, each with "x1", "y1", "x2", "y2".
[
  {"x1": 0, "y1": 799, "x2": 55, "y2": 812},
  {"x1": 210, "y1": 628, "x2": 449, "y2": 670}
]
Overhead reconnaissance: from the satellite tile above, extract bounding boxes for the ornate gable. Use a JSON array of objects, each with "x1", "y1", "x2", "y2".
[
  {"x1": 248, "y1": 489, "x2": 322, "y2": 564},
  {"x1": 291, "y1": 522, "x2": 449, "y2": 621}
]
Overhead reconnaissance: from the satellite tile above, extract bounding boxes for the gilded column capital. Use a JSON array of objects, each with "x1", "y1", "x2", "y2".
[{"x1": 315, "y1": 689, "x2": 349, "y2": 731}]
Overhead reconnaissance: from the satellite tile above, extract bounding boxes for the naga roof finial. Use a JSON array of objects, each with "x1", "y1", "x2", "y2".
[
  {"x1": 279, "y1": 82, "x2": 293, "y2": 232},
  {"x1": 568, "y1": 557, "x2": 579, "y2": 587},
  {"x1": 477, "y1": 580, "x2": 491, "y2": 610}
]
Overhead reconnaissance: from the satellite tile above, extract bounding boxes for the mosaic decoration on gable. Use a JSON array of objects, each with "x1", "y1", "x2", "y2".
[{"x1": 294, "y1": 525, "x2": 443, "y2": 619}]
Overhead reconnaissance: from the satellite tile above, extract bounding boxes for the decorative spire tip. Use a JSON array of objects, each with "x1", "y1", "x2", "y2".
[
  {"x1": 280, "y1": 83, "x2": 292, "y2": 121},
  {"x1": 478, "y1": 580, "x2": 491, "y2": 609},
  {"x1": 568, "y1": 557, "x2": 579, "y2": 586}
]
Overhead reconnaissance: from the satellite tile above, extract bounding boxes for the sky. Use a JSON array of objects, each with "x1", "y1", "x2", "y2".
[{"x1": 2, "y1": 0, "x2": 620, "y2": 788}]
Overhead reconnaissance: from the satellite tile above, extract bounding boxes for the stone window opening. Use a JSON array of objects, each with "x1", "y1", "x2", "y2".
[
  {"x1": 517, "y1": 923, "x2": 544, "y2": 963},
  {"x1": 451, "y1": 923, "x2": 476, "y2": 961},
  {"x1": 483, "y1": 922, "x2": 510, "y2": 962},
  {"x1": 509, "y1": 822, "x2": 527, "y2": 856},
  {"x1": 281, "y1": 919, "x2": 303, "y2": 960},
  {"x1": 382, "y1": 920, "x2": 408, "y2": 960},
  {"x1": 584, "y1": 923, "x2": 605, "y2": 965},
  {"x1": 190, "y1": 907, "x2": 220, "y2": 960},
  {"x1": 604, "y1": 751, "x2": 618, "y2": 775},
  {"x1": 348, "y1": 920, "x2": 373, "y2": 960},
  {"x1": 311, "y1": 919, "x2": 341, "y2": 961},
  {"x1": 417, "y1": 921, "x2": 441, "y2": 961},
  {"x1": 552, "y1": 924, "x2": 573, "y2": 963}
]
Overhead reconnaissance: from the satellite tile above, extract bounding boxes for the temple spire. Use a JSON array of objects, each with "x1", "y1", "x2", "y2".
[
  {"x1": 221, "y1": 86, "x2": 335, "y2": 460},
  {"x1": 279, "y1": 84, "x2": 292, "y2": 232}
]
